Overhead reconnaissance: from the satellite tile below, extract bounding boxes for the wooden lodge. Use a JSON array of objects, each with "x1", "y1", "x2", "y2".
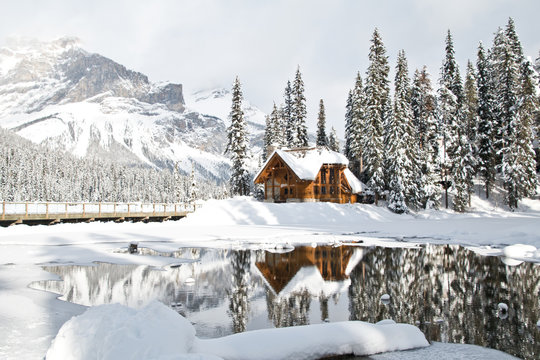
[{"x1": 254, "y1": 147, "x2": 367, "y2": 204}]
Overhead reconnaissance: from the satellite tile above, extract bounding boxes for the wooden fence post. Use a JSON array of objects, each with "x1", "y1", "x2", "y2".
[
  {"x1": 25, "y1": 202, "x2": 28, "y2": 218},
  {"x1": 46, "y1": 202, "x2": 49, "y2": 219},
  {"x1": 128, "y1": 203, "x2": 130, "y2": 216},
  {"x1": 99, "y1": 202, "x2": 102, "y2": 217},
  {"x1": 2, "y1": 201, "x2": 5, "y2": 220},
  {"x1": 65, "y1": 203, "x2": 68, "y2": 217},
  {"x1": 114, "y1": 203, "x2": 117, "y2": 216}
]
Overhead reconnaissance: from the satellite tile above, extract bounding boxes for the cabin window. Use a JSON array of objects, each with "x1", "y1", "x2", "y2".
[
  {"x1": 290, "y1": 188, "x2": 294, "y2": 195},
  {"x1": 321, "y1": 169, "x2": 327, "y2": 184},
  {"x1": 329, "y1": 168, "x2": 335, "y2": 184},
  {"x1": 330, "y1": 186, "x2": 335, "y2": 195},
  {"x1": 314, "y1": 186, "x2": 319, "y2": 195},
  {"x1": 321, "y1": 186, "x2": 327, "y2": 195},
  {"x1": 284, "y1": 188, "x2": 288, "y2": 195}
]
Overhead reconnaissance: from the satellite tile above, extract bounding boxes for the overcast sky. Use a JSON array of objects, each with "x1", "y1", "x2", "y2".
[{"x1": 1, "y1": 0, "x2": 539, "y2": 137}]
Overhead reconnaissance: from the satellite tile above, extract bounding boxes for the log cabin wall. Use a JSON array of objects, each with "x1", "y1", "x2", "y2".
[{"x1": 256, "y1": 152, "x2": 358, "y2": 204}]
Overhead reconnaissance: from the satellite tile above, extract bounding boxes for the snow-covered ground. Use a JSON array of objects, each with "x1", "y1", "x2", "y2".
[{"x1": 1, "y1": 196, "x2": 539, "y2": 359}]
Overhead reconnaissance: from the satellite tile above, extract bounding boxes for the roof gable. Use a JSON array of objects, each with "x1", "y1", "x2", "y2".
[{"x1": 255, "y1": 147, "x2": 349, "y2": 182}]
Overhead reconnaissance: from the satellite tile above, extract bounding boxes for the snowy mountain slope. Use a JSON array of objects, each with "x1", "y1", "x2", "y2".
[
  {"x1": 0, "y1": 37, "x2": 266, "y2": 181},
  {"x1": 185, "y1": 88, "x2": 266, "y2": 151}
]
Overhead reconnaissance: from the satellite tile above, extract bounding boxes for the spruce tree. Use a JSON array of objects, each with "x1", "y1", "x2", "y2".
[
  {"x1": 328, "y1": 127, "x2": 340, "y2": 152},
  {"x1": 438, "y1": 30, "x2": 473, "y2": 212},
  {"x1": 463, "y1": 60, "x2": 479, "y2": 205},
  {"x1": 411, "y1": 66, "x2": 441, "y2": 209},
  {"x1": 386, "y1": 50, "x2": 414, "y2": 213},
  {"x1": 292, "y1": 67, "x2": 309, "y2": 147},
  {"x1": 225, "y1": 77, "x2": 251, "y2": 196},
  {"x1": 493, "y1": 20, "x2": 537, "y2": 208},
  {"x1": 316, "y1": 99, "x2": 328, "y2": 146},
  {"x1": 476, "y1": 42, "x2": 497, "y2": 198},
  {"x1": 283, "y1": 81, "x2": 295, "y2": 147},
  {"x1": 364, "y1": 28, "x2": 391, "y2": 204},
  {"x1": 263, "y1": 102, "x2": 282, "y2": 160},
  {"x1": 344, "y1": 90, "x2": 354, "y2": 159},
  {"x1": 350, "y1": 72, "x2": 366, "y2": 177}
]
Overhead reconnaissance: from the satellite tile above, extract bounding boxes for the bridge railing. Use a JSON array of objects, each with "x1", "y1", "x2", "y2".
[{"x1": 1, "y1": 201, "x2": 199, "y2": 220}]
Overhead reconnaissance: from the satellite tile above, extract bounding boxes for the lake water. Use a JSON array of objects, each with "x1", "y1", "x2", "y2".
[{"x1": 31, "y1": 244, "x2": 540, "y2": 359}]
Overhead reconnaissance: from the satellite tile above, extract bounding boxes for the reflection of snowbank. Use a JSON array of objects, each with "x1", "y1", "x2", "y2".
[
  {"x1": 46, "y1": 301, "x2": 429, "y2": 360},
  {"x1": 501, "y1": 244, "x2": 537, "y2": 266}
]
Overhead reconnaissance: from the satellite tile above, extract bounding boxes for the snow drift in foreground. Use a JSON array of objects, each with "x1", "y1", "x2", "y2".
[{"x1": 46, "y1": 302, "x2": 428, "y2": 360}]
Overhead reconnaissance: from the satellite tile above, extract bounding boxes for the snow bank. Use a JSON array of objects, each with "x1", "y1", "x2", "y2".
[
  {"x1": 46, "y1": 302, "x2": 428, "y2": 360},
  {"x1": 46, "y1": 302, "x2": 196, "y2": 360},
  {"x1": 195, "y1": 320, "x2": 428, "y2": 360}
]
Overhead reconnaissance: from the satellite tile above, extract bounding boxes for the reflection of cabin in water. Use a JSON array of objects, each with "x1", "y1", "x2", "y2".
[
  {"x1": 255, "y1": 245, "x2": 363, "y2": 296},
  {"x1": 253, "y1": 147, "x2": 367, "y2": 204}
]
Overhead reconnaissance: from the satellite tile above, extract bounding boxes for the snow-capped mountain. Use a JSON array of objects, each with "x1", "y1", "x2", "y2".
[{"x1": 0, "y1": 37, "x2": 266, "y2": 181}]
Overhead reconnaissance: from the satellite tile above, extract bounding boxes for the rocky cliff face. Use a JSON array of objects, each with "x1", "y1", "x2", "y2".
[{"x1": 0, "y1": 37, "x2": 265, "y2": 181}]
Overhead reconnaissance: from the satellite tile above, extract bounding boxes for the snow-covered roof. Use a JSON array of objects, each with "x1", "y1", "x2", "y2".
[
  {"x1": 255, "y1": 147, "x2": 349, "y2": 181},
  {"x1": 343, "y1": 168, "x2": 368, "y2": 194}
]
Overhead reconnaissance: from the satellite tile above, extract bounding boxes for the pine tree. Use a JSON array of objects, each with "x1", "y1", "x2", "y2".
[
  {"x1": 476, "y1": 42, "x2": 497, "y2": 198},
  {"x1": 343, "y1": 90, "x2": 354, "y2": 159},
  {"x1": 292, "y1": 67, "x2": 308, "y2": 147},
  {"x1": 225, "y1": 77, "x2": 251, "y2": 196},
  {"x1": 283, "y1": 81, "x2": 295, "y2": 147},
  {"x1": 350, "y1": 72, "x2": 366, "y2": 177},
  {"x1": 411, "y1": 66, "x2": 440, "y2": 209},
  {"x1": 438, "y1": 30, "x2": 472, "y2": 212},
  {"x1": 263, "y1": 103, "x2": 282, "y2": 161},
  {"x1": 364, "y1": 28, "x2": 391, "y2": 204},
  {"x1": 462, "y1": 60, "x2": 479, "y2": 205},
  {"x1": 493, "y1": 20, "x2": 537, "y2": 209},
  {"x1": 316, "y1": 99, "x2": 328, "y2": 146},
  {"x1": 386, "y1": 50, "x2": 414, "y2": 213},
  {"x1": 328, "y1": 127, "x2": 340, "y2": 152}
]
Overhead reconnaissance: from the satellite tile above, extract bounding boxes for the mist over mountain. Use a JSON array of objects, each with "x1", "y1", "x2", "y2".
[{"x1": 0, "y1": 37, "x2": 266, "y2": 181}]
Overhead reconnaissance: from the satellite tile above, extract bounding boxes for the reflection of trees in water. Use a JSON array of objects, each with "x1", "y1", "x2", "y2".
[
  {"x1": 348, "y1": 245, "x2": 540, "y2": 359},
  {"x1": 228, "y1": 250, "x2": 251, "y2": 333},
  {"x1": 266, "y1": 289, "x2": 311, "y2": 328}
]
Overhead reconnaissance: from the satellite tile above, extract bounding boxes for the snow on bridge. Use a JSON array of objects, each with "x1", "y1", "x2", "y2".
[{"x1": 0, "y1": 201, "x2": 198, "y2": 226}]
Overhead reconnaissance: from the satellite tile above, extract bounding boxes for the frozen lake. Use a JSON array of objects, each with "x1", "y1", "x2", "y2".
[{"x1": 31, "y1": 244, "x2": 539, "y2": 359}]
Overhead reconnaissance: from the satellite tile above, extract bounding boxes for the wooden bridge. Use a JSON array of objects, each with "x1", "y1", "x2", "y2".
[{"x1": 0, "y1": 201, "x2": 199, "y2": 227}]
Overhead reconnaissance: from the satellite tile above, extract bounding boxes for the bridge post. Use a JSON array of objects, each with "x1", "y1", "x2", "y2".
[{"x1": 25, "y1": 202, "x2": 28, "y2": 219}]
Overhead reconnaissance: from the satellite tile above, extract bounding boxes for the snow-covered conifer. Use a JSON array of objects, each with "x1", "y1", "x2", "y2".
[
  {"x1": 316, "y1": 99, "x2": 328, "y2": 146},
  {"x1": 350, "y1": 72, "x2": 366, "y2": 177},
  {"x1": 328, "y1": 127, "x2": 340, "y2": 152},
  {"x1": 225, "y1": 77, "x2": 251, "y2": 196},
  {"x1": 438, "y1": 30, "x2": 473, "y2": 211},
  {"x1": 292, "y1": 67, "x2": 308, "y2": 147},
  {"x1": 411, "y1": 66, "x2": 441, "y2": 209},
  {"x1": 476, "y1": 42, "x2": 497, "y2": 198},
  {"x1": 283, "y1": 81, "x2": 295, "y2": 147},
  {"x1": 343, "y1": 90, "x2": 354, "y2": 159},
  {"x1": 386, "y1": 50, "x2": 416, "y2": 213},
  {"x1": 364, "y1": 28, "x2": 391, "y2": 204}
]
